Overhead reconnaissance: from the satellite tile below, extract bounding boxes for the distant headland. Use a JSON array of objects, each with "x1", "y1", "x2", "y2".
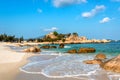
[{"x1": 0, "y1": 32, "x2": 111, "y2": 44}]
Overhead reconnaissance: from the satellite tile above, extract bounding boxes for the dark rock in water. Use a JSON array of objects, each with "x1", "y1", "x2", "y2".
[
  {"x1": 95, "y1": 53, "x2": 106, "y2": 60},
  {"x1": 34, "y1": 46, "x2": 41, "y2": 52},
  {"x1": 67, "y1": 49, "x2": 77, "y2": 53},
  {"x1": 101, "y1": 55, "x2": 120, "y2": 73},
  {"x1": 78, "y1": 48, "x2": 96, "y2": 53},
  {"x1": 24, "y1": 46, "x2": 41, "y2": 53},
  {"x1": 83, "y1": 59, "x2": 102, "y2": 64},
  {"x1": 59, "y1": 43, "x2": 64, "y2": 48},
  {"x1": 41, "y1": 45, "x2": 50, "y2": 49},
  {"x1": 50, "y1": 46, "x2": 57, "y2": 48}
]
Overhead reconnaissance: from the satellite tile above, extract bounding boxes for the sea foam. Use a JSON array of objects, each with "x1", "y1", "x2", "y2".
[{"x1": 20, "y1": 54, "x2": 100, "y2": 78}]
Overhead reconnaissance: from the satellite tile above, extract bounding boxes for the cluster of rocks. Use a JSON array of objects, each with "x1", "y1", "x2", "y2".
[
  {"x1": 83, "y1": 53, "x2": 120, "y2": 73},
  {"x1": 101, "y1": 55, "x2": 120, "y2": 73},
  {"x1": 41, "y1": 43, "x2": 65, "y2": 49},
  {"x1": 41, "y1": 45, "x2": 57, "y2": 49},
  {"x1": 24, "y1": 46, "x2": 41, "y2": 53},
  {"x1": 83, "y1": 53, "x2": 106, "y2": 64},
  {"x1": 67, "y1": 48, "x2": 96, "y2": 54}
]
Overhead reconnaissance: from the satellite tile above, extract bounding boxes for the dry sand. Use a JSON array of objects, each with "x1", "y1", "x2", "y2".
[{"x1": 0, "y1": 42, "x2": 34, "y2": 80}]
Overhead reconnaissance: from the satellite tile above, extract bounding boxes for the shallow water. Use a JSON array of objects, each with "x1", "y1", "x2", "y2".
[
  {"x1": 19, "y1": 42, "x2": 120, "y2": 80},
  {"x1": 39, "y1": 42, "x2": 120, "y2": 56}
]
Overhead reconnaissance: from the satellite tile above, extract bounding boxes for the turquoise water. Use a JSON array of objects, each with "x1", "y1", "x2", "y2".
[
  {"x1": 39, "y1": 42, "x2": 120, "y2": 56},
  {"x1": 20, "y1": 42, "x2": 120, "y2": 80}
]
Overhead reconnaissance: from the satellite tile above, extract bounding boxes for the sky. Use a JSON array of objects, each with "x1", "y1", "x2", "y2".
[{"x1": 0, "y1": 0, "x2": 120, "y2": 40}]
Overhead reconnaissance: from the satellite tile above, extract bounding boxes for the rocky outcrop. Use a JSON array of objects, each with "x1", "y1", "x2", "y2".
[
  {"x1": 59, "y1": 43, "x2": 64, "y2": 48},
  {"x1": 41, "y1": 45, "x2": 57, "y2": 49},
  {"x1": 95, "y1": 53, "x2": 106, "y2": 60},
  {"x1": 78, "y1": 48, "x2": 96, "y2": 53},
  {"x1": 24, "y1": 46, "x2": 41, "y2": 53},
  {"x1": 24, "y1": 48, "x2": 30, "y2": 52},
  {"x1": 46, "y1": 32, "x2": 57, "y2": 39},
  {"x1": 41, "y1": 45, "x2": 50, "y2": 49},
  {"x1": 101, "y1": 55, "x2": 120, "y2": 73},
  {"x1": 50, "y1": 46, "x2": 57, "y2": 48},
  {"x1": 83, "y1": 59, "x2": 102, "y2": 64},
  {"x1": 67, "y1": 49, "x2": 77, "y2": 53}
]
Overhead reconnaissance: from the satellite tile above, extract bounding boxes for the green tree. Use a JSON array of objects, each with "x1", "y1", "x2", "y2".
[
  {"x1": 62, "y1": 39, "x2": 66, "y2": 43},
  {"x1": 73, "y1": 32, "x2": 78, "y2": 36},
  {"x1": 19, "y1": 36, "x2": 24, "y2": 43},
  {"x1": 65, "y1": 33, "x2": 71, "y2": 38},
  {"x1": 53, "y1": 31, "x2": 58, "y2": 36}
]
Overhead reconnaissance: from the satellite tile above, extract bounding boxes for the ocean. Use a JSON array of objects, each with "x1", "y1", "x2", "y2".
[{"x1": 17, "y1": 42, "x2": 120, "y2": 80}]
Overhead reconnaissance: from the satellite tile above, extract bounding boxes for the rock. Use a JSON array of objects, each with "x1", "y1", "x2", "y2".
[
  {"x1": 78, "y1": 48, "x2": 96, "y2": 53},
  {"x1": 24, "y1": 46, "x2": 41, "y2": 53},
  {"x1": 41, "y1": 45, "x2": 50, "y2": 49},
  {"x1": 83, "y1": 59, "x2": 102, "y2": 64},
  {"x1": 34, "y1": 46, "x2": 41, "y2": 52},
  {"x1": 95, "y1": 53, "x2": 106, "y2": 60},
  {"x1": 50, "y1": 46, "x2": 57, "y2": 48},
  {"x1": 23, "y1": 48, "x2": 30, "y2": 52},
  {"x1": 59, "y1": 43, "x2": 64, "y2": 48},
  {"x1": 67, "y1": 49, "x2": 77, "y2": 53},
  {"x1": 101, "y1": 55, "x2": 120, "y2": 73},
  {"x1": 29, "y1": 47, "x2": 36, "y2": 52}
]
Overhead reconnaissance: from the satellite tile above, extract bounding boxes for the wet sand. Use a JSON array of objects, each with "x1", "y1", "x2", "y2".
[
  {"x1": 15, "y1": 69, "x2": 111, "y2": 80},
  {"x1": 16, "y1": 72, "x2": 84, "y2": 80}
]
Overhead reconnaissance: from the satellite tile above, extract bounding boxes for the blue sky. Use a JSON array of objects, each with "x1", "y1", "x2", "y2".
[{"x1": 0, "y1": 0, "x2": 120, "y2": 40}]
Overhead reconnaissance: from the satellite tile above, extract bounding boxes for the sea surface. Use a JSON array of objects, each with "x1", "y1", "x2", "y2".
[{"x1": 14, "y1": 42, "x2": 120, "y2": 80}]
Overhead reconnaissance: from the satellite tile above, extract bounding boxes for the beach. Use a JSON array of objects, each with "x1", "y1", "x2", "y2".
[
  {"x1": 0, "y1": 42, "x2": 84, "y2": 80},
  {"x1": 1, "y1": 42, "x2": 120, "y2": 80},
  {"x1": 0, "y1": 42, "x2": 34, "y2": 80}
]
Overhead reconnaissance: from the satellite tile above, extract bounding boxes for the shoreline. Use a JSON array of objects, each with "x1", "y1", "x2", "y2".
[
  {"x1": 16, "y1": 41, "x2": 111, "y2": 47},
  {"x1": 0, "y1": 42, "x2": 120, "y2": 80},
  {"x1": 0, "y1": 42, "x2": 36, "y2": 80}
]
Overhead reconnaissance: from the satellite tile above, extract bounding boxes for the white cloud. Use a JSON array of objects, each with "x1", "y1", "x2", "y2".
[
  {"x1": 81, "y1": 5, "x2": 105, "y2": 18},
  {"x1": 53, "y1": 0, "x2": 87, "y2": 8},
  {"x1": 99, "y1": 17, "x2": 111, "y2": 23},
  {"x1": 37, "y1": 8, "x2": 42, "y2": 13},
  {"x1": 44, "y1": 27, "x2": 58, "y2": 32}
]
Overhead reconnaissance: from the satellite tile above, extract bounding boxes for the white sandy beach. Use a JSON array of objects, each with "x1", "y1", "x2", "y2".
[
  {"x1": 0, "y1": 42, "x2": 25, "y2": 63},
  {"x1": 0, "y1": 42, "x2": 34, "y2": 80}
]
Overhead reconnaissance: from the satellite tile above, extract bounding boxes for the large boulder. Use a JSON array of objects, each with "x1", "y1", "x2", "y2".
[
  {"x1": 24, "y1": 48, "x2": 30, "y2": 52},
  {"x1": 101, "y1": 55, "x2": 120, "y2": 73},
  {"x1": 95, "y1": 53, "x2": 106, "y2": 60},
  {"x1": 67, "y1": 49, "x2": 77, "y2": 54},
  {"x1": 50, "y1": 46, "x2": 57, "y2": 49},
  {"x1": 78, "y1": 48, "x2": 96, "y2": 53},
  {"x1": 24, "y1": 46, "x2": 41, "y2": 53},
  {"x1": 34, "y1": 46, "x2": 41, "y2": 52},
  {"x1": 59, "y1": 43, "x2": 64, "y2": 48},
  {"x1": 83, "y1": 59, "x2": 102, "y2": 64},
  {"x1": 41, "y1": 45, "x2": 50, "y2": 49},
  {"x1": 29, "y1": 47, "x2": 37, "y2": 52}
]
